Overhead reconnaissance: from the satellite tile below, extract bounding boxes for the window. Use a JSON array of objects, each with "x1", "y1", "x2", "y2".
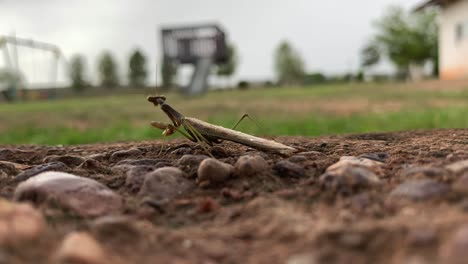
[{"x1": 455, "y1": 22, "x2": 468, "y2": 42}]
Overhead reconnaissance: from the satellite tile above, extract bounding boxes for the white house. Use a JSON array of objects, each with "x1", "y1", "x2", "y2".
[{"x1": 418, "y1": 0, "x2": 468, "y2": 80}]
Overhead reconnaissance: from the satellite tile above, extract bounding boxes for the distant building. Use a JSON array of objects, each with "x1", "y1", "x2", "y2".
[{"x1": 417, "y1": 0, "x2": 468, "y2": 80}]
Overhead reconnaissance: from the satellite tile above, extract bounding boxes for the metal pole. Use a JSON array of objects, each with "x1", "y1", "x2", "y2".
[
  {"x1": 1, "y1": 41, "x2": 12, "y2": 69},
  {"x1": 11, "y1": 32, "x2": 19, "y2": 71}
]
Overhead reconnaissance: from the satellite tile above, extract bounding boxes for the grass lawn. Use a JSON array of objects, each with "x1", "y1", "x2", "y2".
[{"x1": 0, "y1": 82, "x2": 467, "y2": 145}]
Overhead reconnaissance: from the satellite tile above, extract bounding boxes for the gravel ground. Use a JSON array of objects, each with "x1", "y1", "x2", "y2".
[{"x1": 0, "y1": 128, "x2": 467, "y2": 264}]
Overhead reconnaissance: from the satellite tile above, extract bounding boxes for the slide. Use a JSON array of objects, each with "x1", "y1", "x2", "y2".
[{"x1": 185, "y1": 57, "x2": 213, "y2": 95}]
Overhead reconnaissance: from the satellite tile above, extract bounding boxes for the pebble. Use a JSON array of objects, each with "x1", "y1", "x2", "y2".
[
  {"x1": 452, "y1": 173, "x2": 468, "y2": 194},
  {"x1": 0, "y1": 161, "x2": 21, "y2": 176},
  {"x1": 297, "y1": 151, "x2": 325, "y2": 158},
  {"x1": 139, "y1": 167, "x2": 194, "y2": 204},
  {"x1": 78, "y1": 159, "x2": 111, "y2": 173},
  {"x1": 0, "y1": 148, "x2": 34, "y2": 162},
  {"x1": 86, "y1": 153, "x2": 109, "y2": 162},
  {"x1": 125, "y1": 166, "x2": 155, "y2": 193},
  {"x1": 439, "y1": 225, "x2": 468, "y2": 263},
  {"x1": 320, "y1": 165, "x2": 380, "y2": 192},
  {"x1": 327, "y1": 156, "x2": 383, "y2": 171},
  {"x1": 389, "y1": 179, "x2": 450, "y2": 201},
  {"x1": 407, "y1": 228, "x2": 437, "y2": 246},
  {"x1": 209, "y1": 146, "x2": 228, "y2": 158},
  {"x1": 43, "y1": 155, "x2": 85, "y2": 167},
  {"x1": 197, "y1": 158, "x2": 233, "y2": 185},
  {"x1": 109, "y1": 148, "x2": 143, "y2": 162},
  {"x1": 170, "y1": 147, "x2": 192, "y2": 156},
  {"x1": 220, "y1": 188, "x2": 243, "y2": 200},
  {"x1": 359, "y1": 152, "x2": 389, "y2": 163},
  {"x1": 288, "y1": 155, "x2": 307, "y2": 163},
  {"x1": 273, "y1": 160, "x2": 305, "y2": 178},
  {"x1": 234, "y1": 155, "x2": 269, "y2": 177},
  {"x1": 116, "y1": 158, "x2": 171, "y2": 168},
  {"x1": 14, "y1": 162, "x2": 69, "y2": 182},
  {"x1": 446, "y1": 159, "x2": 468, "y2": 175},
  {"x1": 55, "y1": 231, "x2": 108, "y2": 264},
  {"x1": 287, "y1": 253, "x2": 318, "y2": 264},
  {"x1": 90, "y1": 216, "x2": 142, "y2": 244},
  {"x1": 400, "y1": 166, "x2": 449, "y2": 180},
  {"x1": 14, "y1": 171, "x2": 123, "y2": 217},
  {"x1": 197, "y1": 197, "x2": 220, "y2": 213},
  {"x1": 0, "y1": 199, "x2": 45, "y2": 245},
  {"x1": 176, "y1": 155, "x2": 209, "y2": 178}
]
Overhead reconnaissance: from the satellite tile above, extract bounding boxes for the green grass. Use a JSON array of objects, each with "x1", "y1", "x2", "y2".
[{"x1": 1, "y1": 82, "x2": 467, "y2": 145}]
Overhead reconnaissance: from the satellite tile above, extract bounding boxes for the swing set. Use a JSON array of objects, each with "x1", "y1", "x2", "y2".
[{"x1": 0, "y1": 35, "x2": 66, "y2": 101}]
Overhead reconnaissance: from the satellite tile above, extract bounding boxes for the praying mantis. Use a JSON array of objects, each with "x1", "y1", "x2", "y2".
[{"x1": 147, "y1": 96, "x2": 298, "y2": 156}]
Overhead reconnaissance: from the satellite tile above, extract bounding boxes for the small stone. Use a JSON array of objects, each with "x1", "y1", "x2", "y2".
[
  {"x1": 0, "y1": 161, "x2": 21, "y2": 176},
  {"x1": 273, "y1": 160, "x2": 305, "y2": 178},
  {"x1": 446, "y1": 159, "x2": 468, "y2": 175},
  {"x1": 298, "y1": 151, "x2": 325, "y2": 158},
  {"x1": 78, "y1": 159, "x2": 111, "y2": 173},
  {"x1": 209, "y1": 146, "x2": 228, "y2": 158},
  {"x1": 439, "y1": 225, "x2": 468, "y2": 263},
  {"x1": 220, "y1": 188, "x2": 242, "y2": 200},
  {"x1": 0, "y1": 200, "x2": 45, "y2": 245},
  {"x1": 14, "y1": 172, "x2": 123, "y2": 217},
  {"x1": 0, "y1": 148, "x2": 34, "y2": 162},
  {"x1": 320, "y1": 166, "x2": 380, "y2": 192},
  {"x1": 116, "y1": 159, "x2": 170, "y2": 167},
  {"x1": 0, "y1": 149, "x2": 15, "y2": 161},
  {"x1": 400, "y1": 166, "x2": 449, "y2": 180},
  {"x1": 339, "y1": 232, "x2": 365, "y2": 248},
  {"x1": 327, "y1": 156, "x2": 384, "y2": 172},
  {"x1": 139, "y1": 167, "x2": 194, "y2": 204},
  {"x1": 197, "y1": 197, "x2": 220, "y2": 213},
  {"x1": 176, "y1": 155, "x2": 209, "y2": 178},
  {"x1": 14, "y1": 162, "x2": 69, "y2": 182},
  {"x1": 56, "y1": 231, "x2": 107, "y2": 264},
  {"x1": 109, "y1": 148, "x2": 143, "y2": 162},
  {"x1": 389, "y1": 179, "x2": 450, "y2": 201},
  {"x1": 125, "y1": 166, "x2": 155, "y2": 193},
  {"x1": 43, "y1": 155, "x2": 85, "y2": 167},
  {"x1": 453, "y1": 173, "x2": 468, "y2": 194},
  {"x1": 289, "y1": 155, "x2": 307, "y2": 163},
  {"x1": 234, "y1": 155, "x2": 269, "y2": 177},
  {"x1": 359, "y1": 152, "x2": 389, "y2": 163},
  {"x1": 110, "y1": 164, "x2": 135, "y2": 174},
  {"x1": 287, "y1": 253, "x2": 318, "y2": 264},
  {"x1": 407, "y1": 228, "x2": 437, "y2": 246},
  {"x1": 170, "y1": 147, "x2": 192, "y2": 156},
  {"x1": 197, "y1": 158, "x2": 233, "y2": 185},
  {"x1": 86, "y1": 153, "x2": 108, "y2": 162},
  {"x1": 90, "y1": 216, "x2": 142, "y2": 244}
]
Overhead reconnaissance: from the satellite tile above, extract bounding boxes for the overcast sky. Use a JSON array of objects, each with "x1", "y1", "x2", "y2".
[{"x1": 0, "y1": 0, "x2": 423, "y2": 85}]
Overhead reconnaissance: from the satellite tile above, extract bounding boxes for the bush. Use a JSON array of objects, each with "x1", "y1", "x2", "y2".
[
  {"x1": 237, "y1": 80, "x2": 249, "y2": 89},
  {"x1": 303, "y1": 72, "x2": 327, "y2": 85}
]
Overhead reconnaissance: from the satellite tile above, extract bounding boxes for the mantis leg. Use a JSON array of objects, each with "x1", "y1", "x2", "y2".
[
  {"x1": 232, "y1": 114, "x2": 262, "y2": 131},
  {"x1": 182, "y1": 121, "x2": 216, "y2": 157}
]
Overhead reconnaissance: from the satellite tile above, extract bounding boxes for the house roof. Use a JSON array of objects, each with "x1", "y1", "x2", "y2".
[{"x1": 415, "y1": 0, "x2": 461, "y2": 10}]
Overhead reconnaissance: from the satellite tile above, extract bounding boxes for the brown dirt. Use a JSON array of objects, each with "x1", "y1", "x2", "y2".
[{"x1": 1, "y1": 129, "x2": 468, "y2": 263}]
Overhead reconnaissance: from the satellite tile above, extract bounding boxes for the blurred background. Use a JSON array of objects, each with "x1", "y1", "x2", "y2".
[{"x1": 0, "y1": 0, "x2": 467, "y2": 145}]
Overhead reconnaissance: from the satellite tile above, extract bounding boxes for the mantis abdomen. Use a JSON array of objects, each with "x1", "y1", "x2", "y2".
[{"x1": 184, "y1": 117, "x2": 298, "y2": 155}]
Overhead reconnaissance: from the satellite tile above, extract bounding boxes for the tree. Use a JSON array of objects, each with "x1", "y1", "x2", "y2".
[
  {"x1": 360, "y1": 43, "x2": 381, "y2": 68},
  {"x1": 160, "y1": 58, "x2": 177, "y2": 90},
  {"x1": 69, "y1": 54, "x2": 88, "y2": 92},
  {"x1": 97, "y1": 51, "x2": 119, "y2": 88},
  {"x1": 362, "y1": 6, "x2": 438, "y2": 79},
  {"x1": 274, "y1": 40, "x2": 305, "y2": 85},
  {"x1": 128, "y1": 49, "x2": 148, "y2": 88},
  {"x1": 217, "y1": 44, "x2": 237, "y2": 86}
]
